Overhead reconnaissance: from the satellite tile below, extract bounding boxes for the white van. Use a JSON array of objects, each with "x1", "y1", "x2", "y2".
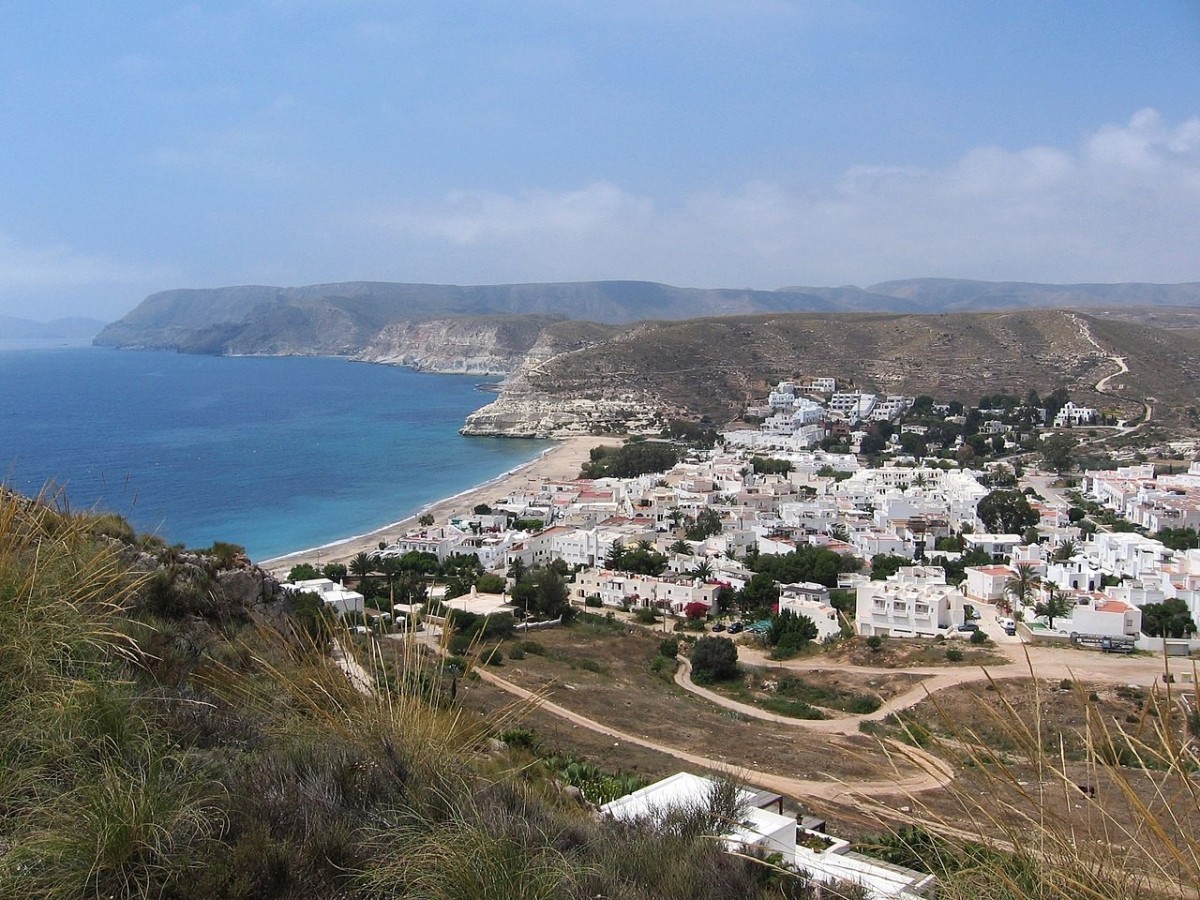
[{"x1": 998, "y1": 617, "x2": 1017, "y2": 636}]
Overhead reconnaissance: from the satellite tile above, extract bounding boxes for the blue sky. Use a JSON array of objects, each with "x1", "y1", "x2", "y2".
[{"x1": 2, "y1": 1, "x2": 1199, "y2": 321}]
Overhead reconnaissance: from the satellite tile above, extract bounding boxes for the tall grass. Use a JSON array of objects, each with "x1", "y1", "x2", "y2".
[
  {"x1": 855, "y1": 653, "x2": 1200, "y2": 899},
  {"x1": 0, "y1": 488, "x2": 934, "y2": 898}
]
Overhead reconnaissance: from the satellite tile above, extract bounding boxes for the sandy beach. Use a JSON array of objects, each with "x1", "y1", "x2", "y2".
[{"x1": 260, "y1": 435, "x2": 622, "y2": 576}]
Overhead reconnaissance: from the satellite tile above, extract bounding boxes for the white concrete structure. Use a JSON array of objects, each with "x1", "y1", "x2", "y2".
[
  {"x1": 961, "y1": 534, "x2": 1023, "y2": 563},
  {"x1": 603, "y1": 773, "x2": 934, "y2": 899},
  {"x1": 778, "y1": 582, "x2": 842, "y2": 641},
  {"x1": 1063, "y1": 595, "x2": 1142, "y2": 638},
  {"x1": 1087, "y1": 532, "x2": 1169, "y2": 581},
  {"x1": 855, "y1": 566, "x2": 966, "y2": 638},
  {"x1": 601, "y1": 772, "x2": 796, "y2": 858},
  {"x1": 282, "y1": 578, "x2": 365, "y2": 616},
  {"x1": 964, "y1": 564, "x2": 1014, "y2": 603},
  {"x1": 573, "y1": 568, "x2": 719, "y2": 613},
  {"x1": 1052, "y1": 401, "x2": 1097, "y2": 428}
]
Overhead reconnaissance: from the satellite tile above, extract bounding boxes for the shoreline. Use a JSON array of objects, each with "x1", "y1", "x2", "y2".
[{"x1": 259, "y1": 434, "x2": 621, "y2": 576}]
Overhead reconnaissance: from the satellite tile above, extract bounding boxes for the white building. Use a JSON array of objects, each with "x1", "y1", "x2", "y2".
[
  {"x1": 282, "y1": 578, "x2": 365, "y2": 616},
  {"x1": 602, "y1": 772, "x2": 934, "y2": 899},
  {"x1": 1061, "y1": 595, "x2": 1142, "y2": 639},
  {"x1": 1052, "y1": 401, "x2": 1097, "y2": 428},
  {"x1": 573, "y1": 568, "x2": 719, "y2": 613},
  {"x1": 778, "y1": 582, "x2": 842, "y2": 640},
  {"x1": 964, "y1": 564, "x2": 1014, "y2": 603},
  {"x1": 855, "y1": 566, "x2": 966, "y2": 638}
]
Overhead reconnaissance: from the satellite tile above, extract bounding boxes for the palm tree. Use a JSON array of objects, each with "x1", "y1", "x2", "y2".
[
  {"x1": 690, "y1": 559, "x2": 714, "y2": 581},
  {"x1": 1004, "y1": 563, "x2": 1042, "y2": 610},
  {"x1": 1034, "y1": 585, "x2": 1073, "y2": 630},
  {"x1": 1052, "y1": 539, "x2": 1078, "y2": 563},
  {"x1": 376, "y1": 555, "x2": 403, "y2": 607},
  {"x1": 669, "y1": 539, "x2": 693, "y2": 557},
  {"x1": 350, "y1": 551, "x2": 374, "y2": 595}
]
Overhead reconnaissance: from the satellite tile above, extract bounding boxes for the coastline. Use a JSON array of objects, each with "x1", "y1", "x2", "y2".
[{"x1": 260, "y1": 434, "x2": 621, "y2": 576}]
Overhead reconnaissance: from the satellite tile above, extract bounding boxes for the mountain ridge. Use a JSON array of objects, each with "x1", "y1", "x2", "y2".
[{"x1": 95, "y1": 277, "x2": 1200, "y2": 356}]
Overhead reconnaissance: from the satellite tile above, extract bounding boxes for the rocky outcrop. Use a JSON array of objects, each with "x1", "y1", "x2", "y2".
[
  {"x1": 460, "y1": 330, "x2": 678, "y2": 437},
  {"x1": 460, "y1": 391, "x2": 670, "y2": 438},
  {"x1": 356, "y1": 314, "x2": 563, "y2": 375}
]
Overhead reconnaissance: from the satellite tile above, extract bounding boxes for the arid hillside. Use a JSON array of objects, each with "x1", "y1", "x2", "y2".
[{"x1": 518, "y1": 309, "x2": 1200, "y2": 431}]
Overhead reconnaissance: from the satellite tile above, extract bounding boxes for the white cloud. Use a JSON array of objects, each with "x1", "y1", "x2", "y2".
[{"x1": 365, "y1": 109, "x2": 1200, "y2": 287}]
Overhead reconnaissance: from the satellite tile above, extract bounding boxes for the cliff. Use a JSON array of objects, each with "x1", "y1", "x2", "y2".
[{"x1": 356, "y1": 314, "x2": 568, "y2": 375}]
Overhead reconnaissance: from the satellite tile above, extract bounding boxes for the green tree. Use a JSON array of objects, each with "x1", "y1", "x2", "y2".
[
  {"x1": 287, "y1": 563, "x2": 320, "y2": 582},
  {"x1": 768, "y1": 609, "x2": 818, "y2": 658},
  {"x1": 685, "y1": 508, "x2": 723, "y2": 541},
  {"x1": 860, "y1": 431, "x2": 887, "y2": 456},
  {"x1": 870, "y1": 554, "x2": 909, "y2": 581},
  {"x1": 1034, "y1": 587, "x2": 1073, "y2": 630},
  {"x1": 751, "y1": 456, "x2": 794, "y2": 475},
  {"x1": 1156, "y1": 527, "x2": 1200, "y2": 551},
  {"x1": 376, "y1": 555, "x2": 404, "y2": 605},
  {"x1": 580, "y1": 441, "x2": 680, "y2": 479},
  {"x1": 1051, "y1": 539, "x2": 1078, "y2": 563},
  {"x1": 976, "y1": 489, "x2": 1039, "y2": 535},
  {"x1": 689, "y1": 559, "x2": 714, "y2": 581},
  {"x1": 349, "y1": 551, "x2": 374, "y2": 594},
  {"x1": 737, "y1": 572, "x2": 779, "y2": 619},
  {"x1": 321, "y1": 562, "x2": 348, "y2": 582},
  {"x1": 604, "y1": 539, "x2": 626, "y2": 570},
  {"x1": 621, "y1": 546, "x2": 668, "y2": 576},
  {"x1": 669, "y1": 539, "x2": 693, "y2": 556},
  {"x1": 1140, "y1": 599, "x2": 1197, "y2": 638},
  {"x1": 418, "y1": 512, "x2": 435, "y2": 526},
  {"x1": 1041, "y1": 432, "x2": 1077, "y2": 474},
  {"x1": 476, "y1": 573, "x2": 506, "y2": 594},
  {"x1": 690, "y1": 636, "x2": 739, "y2": 683},
  {"x1": 1004, "y1": 563, "x2": 1042, "y2": 609}
]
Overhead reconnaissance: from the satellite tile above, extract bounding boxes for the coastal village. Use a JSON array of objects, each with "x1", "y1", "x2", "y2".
[
  {"x1": 277, "y1": 375, "x2": 1200, "y2": 898},
  {"x1": 287, "y1": 376, "x2": 1195, "y2": 653}
]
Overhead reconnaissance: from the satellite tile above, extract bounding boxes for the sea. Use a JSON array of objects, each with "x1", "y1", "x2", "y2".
[{"x1": 0, "y1": 343, "x2": 551, "y2": 561}]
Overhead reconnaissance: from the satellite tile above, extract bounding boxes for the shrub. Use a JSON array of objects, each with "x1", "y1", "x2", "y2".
[
  {"x1": 480, "y1": 646, "x2": 503, "y2": 666},
  {"x1": 659, "y1": 638, "x2": 680, "y2": 659},
  {"x1": 969, "y1": 629, "x2": 988, "y2": 645},
  {"x1": 690, "y1": 636, "x2": 738, "y2": 684},
  {"x1": 508, "y1": 647, "x2": 525, "y2": 660},
  {"x1": 945, "y1": 648, "x2": 964, "y2": 662},
  {"x1": 866, "y1": 635, "x2": 883, "y2": 651},
  {"x1": 633, "y1": 608, "x2": 660, "y2": 624},
  {"x1": 584, "y1": 595, "x2": 603, "y2": 608}
]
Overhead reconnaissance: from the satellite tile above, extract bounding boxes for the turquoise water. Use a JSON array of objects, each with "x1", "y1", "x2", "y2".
[{"x1": 0, "y1": 347, "x2": 550, "y2": 560}]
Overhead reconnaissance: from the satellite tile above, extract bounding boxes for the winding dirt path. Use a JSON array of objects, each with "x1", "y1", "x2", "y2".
[
  {"x1": 473, "y1": 663, "x2": 954, "y2": 802},
  {"x1": 1065, "y1": 311, "x2": 1152, "y2": 438}
]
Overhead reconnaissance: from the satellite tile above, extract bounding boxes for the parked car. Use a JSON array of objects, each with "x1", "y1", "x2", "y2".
[
  {"x1": 711, "y1": 622, "x2": 726, "y2": 632},
  {"x1": 998, "y1": 617, "x2": 1017, "y2": 636},
  {"x1": 728, "y1": 621, "x2": 744, "y2": 634},
  {"x1": 957, "y1": 623, "x2": 979, "y2": 632}
]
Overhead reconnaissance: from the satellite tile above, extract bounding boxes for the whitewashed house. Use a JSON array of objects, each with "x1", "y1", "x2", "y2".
[
  {"x1": 282, "y1": 578, "x2": 365, "y2": 616},
  {"x1": 778, "y1": 582, "x2": 842, "y2": 640},
  {"x1": 855, "y1": 566, "x2": 966, "y2": 638}
]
